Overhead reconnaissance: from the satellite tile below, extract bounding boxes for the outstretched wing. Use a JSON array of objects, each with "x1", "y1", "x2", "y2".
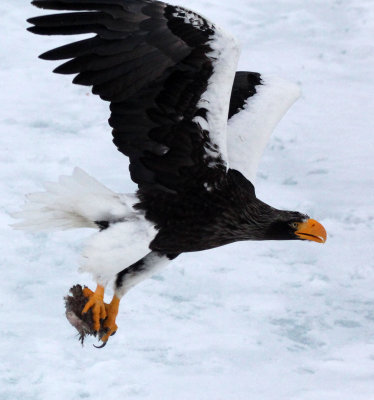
[
  {"x1": 27, "y1": 0, "x2": 240, "y2": 193},
  {"x1": 227, "y1": 72, "x2": 301, "y2": 184}
]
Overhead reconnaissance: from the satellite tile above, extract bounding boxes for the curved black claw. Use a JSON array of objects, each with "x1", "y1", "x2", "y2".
[{"x1": 93, "y1": 341, "x2": 107, "y2": 349}]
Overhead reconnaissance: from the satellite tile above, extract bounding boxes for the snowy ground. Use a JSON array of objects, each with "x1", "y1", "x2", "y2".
[{"x1": 1, "y1": 0, "x2": 374, "y2": 399}]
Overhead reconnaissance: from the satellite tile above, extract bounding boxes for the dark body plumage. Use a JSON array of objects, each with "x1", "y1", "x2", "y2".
[{"x1": 142, "y1": 169, "x2": 304, "y2": 254}]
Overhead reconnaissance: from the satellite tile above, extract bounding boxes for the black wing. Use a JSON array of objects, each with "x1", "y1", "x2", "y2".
[
  {"x1": 228, "y1": 71, "x2": 262, "y2": 119},
  {"x1": 28, "y1": 0, "x2": 240, "y2": 194}
]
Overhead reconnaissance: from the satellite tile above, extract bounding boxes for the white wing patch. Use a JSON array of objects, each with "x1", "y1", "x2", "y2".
[
  {"x1": 173, "y1": 6, "x2": 241, "y2": 165},
  {"x1": 227, "y1": 76, "x2": 301, "y2": 183},
  {"x1": 196, "y1": 27, "x2": 241, "y2": 164}
]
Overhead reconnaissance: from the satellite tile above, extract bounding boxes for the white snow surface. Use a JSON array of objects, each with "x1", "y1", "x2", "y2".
[{"x1": 1, "y1": 1, "x2": 374, "y2": 399}]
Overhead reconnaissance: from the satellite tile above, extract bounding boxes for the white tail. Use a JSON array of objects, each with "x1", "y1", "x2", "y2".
[{"x1": 12, "y1": 168, "x2": 131, "y2": 231}]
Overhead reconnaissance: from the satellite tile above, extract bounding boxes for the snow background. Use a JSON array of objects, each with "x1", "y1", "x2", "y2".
[{"x1": 1, "y1": 0, "x2": 374, "y2": 399}]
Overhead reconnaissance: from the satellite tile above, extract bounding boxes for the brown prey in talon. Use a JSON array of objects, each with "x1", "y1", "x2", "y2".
[{"x1": 82, "y1": 285, "x2": 120, "y2": 344}]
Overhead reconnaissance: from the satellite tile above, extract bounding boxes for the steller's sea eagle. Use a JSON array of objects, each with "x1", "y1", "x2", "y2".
[{"x1": 15, "y1": 0, "x2": 327, "y2": 345}]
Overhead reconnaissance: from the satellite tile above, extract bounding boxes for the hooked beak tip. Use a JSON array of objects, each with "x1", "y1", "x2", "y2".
[{"x1": 295, "y1": 219, "x2": 327, "y2": 243}]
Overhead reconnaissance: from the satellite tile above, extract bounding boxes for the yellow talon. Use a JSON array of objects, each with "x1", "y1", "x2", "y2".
[
  {"x1": 82, "y1": 284, "x2": 106, "y2": 332},
  {"x1": 101, "y1": 295, "x2": 120, "y2": 343}
]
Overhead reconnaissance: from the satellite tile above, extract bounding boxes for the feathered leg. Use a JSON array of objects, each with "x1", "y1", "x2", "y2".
[{"x1": 100, "y1": 252, "x2": 178, "y2": 343}]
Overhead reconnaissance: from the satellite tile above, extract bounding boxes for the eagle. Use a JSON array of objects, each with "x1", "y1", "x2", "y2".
[{"x1": 16, "y1": 0, "x2": 327, "y2": 345}]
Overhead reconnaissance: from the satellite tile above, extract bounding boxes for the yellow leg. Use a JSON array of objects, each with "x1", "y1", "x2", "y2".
[
  {"x1": 82, "y1": 284, "x2": 107, "y2": 332},
  {"x1": 101, "y1": 295, "x2": 120, "y2": 343}
]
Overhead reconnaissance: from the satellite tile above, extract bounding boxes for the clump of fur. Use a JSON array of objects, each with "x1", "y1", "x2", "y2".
[{"x1": 64, "y1": 284, "x2": 107, "y2": 345}]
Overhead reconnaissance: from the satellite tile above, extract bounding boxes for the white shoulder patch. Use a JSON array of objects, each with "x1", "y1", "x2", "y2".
[
  {"x1": 196, "y1": 26, "x2": 241, "y2": 164},
  {"x1": 168, "y1": 7, "x2": 241, "y2": 166},
  {"x1": 226, "y1": 75, "x2": 301, "y2": 183}
]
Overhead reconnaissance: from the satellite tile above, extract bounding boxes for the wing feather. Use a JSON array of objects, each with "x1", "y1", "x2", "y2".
[
  {"x1": 28, "y1": 0, "x2": 240, "y2": 194},
  {"x1": 227, "y1": 72, "x2": 301, "y2": 183}
]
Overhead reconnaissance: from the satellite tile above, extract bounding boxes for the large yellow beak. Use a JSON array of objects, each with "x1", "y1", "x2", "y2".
[{"x1": 295, "y1": 219, "x2": 327, "y2": 243}]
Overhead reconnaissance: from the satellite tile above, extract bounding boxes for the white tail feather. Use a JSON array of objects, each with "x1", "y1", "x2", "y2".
[{"x1": 12, "y1": 168, "x2": 132, "y2": 231}]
